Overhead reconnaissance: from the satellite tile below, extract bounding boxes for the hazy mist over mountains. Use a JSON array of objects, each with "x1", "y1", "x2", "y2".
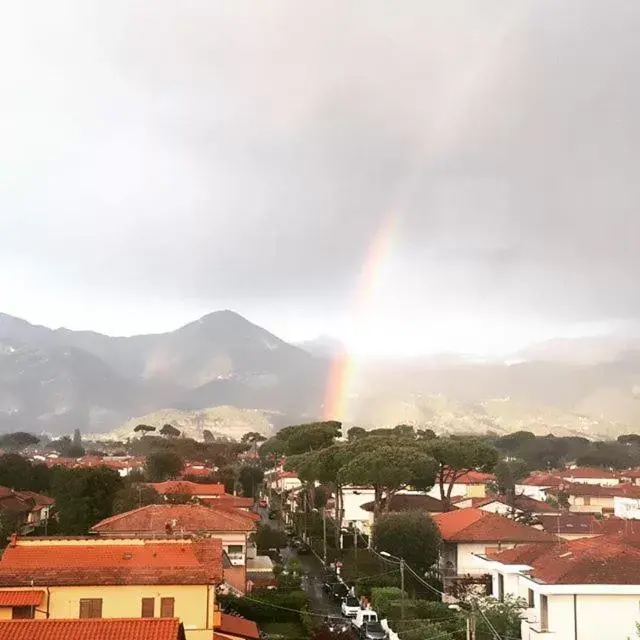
[{"x1": 2, "y1": 310, "x2": 640, "y2": 439}]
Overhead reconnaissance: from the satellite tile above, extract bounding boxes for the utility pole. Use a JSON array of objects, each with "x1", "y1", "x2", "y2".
[
  {"x1": 400, "y1": 557, "x2": 405, "y2": 622},
  {"x1": 353, "y1": 527, "x2": 358, "y2": 572},
  {"x1": 322, "y1": 508, "x2": 327, "y2": 566},
  {"x1": 466, "y1": 608, "x2": 477, "y2": 640}
]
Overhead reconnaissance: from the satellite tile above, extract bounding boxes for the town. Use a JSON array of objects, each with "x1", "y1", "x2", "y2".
[{"x1": 0, "y1": 423, "x2": 639, "y2": 639}]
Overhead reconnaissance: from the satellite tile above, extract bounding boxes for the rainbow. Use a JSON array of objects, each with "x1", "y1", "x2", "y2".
[{"x1": 322, "y1": 210, "x2": 399, "y2": 421}]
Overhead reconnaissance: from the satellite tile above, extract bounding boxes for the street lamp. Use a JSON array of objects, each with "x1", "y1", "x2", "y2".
[{"x1": 379, "y1": 551, "x2": 405, "y2": 621}]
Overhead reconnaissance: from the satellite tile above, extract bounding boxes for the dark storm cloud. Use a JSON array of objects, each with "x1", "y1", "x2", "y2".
[{"x1": 2, "y1": 0, "x2": 640, "y2": 330}]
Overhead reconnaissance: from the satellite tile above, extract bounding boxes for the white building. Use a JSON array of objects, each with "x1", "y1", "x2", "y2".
[
  {"x1": 516, "y1": 474, "x2": 564, "y2": 502},
  {"x1": 559, "y1": 467, "x2": 620, "y2": 486},
  {"x1": 478, "y1": 535, "x2": 640, "y2": 640},
  {"x1": 614, "y1": 496, "x2": 640, "y2": 520}
]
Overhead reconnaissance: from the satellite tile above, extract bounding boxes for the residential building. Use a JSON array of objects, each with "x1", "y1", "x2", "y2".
[
  {"x1": 359, "y1": 494, "x2": 447, "y2": 536},
  {"x1": 479, "y1": 535, "x2": 640, "y2": 640},
  {"x1": 270, "y1": 471, "x2": 302, "y2": 494},
  {"x1": 559, "y1": 466, "x2": 620, "y2": 486},
  {"x1": 90, "y1": 504, "x2": 256, "y2": 587},
  {"x1": 516, "y1": 474, "x2": 564, "y2": 502},
  {"x1": 427, "y1": 470, "x2": 496, "y2": 501},
  {"x1": 614, "y1": 495, "x2": 640, "y2": 519},
  {"x1": 0, "y1": 617, "x2": 187, "y2": 640},
  {"x1": 0, "y1": 487, "x2": 54, "y2": 534},
  {"x1": 340, "y1": 487, "x2": 376, "y2": 533},
  {"x1": 148, "y1": 481, "x2": 226, "y2": 500},
  {"x1": 0, "y1": 536, "x2": 222, "y2": 640},
  {"x1": 431, "y1": 507, "x2": 558, "y2": 582},
  {"x1": 214, "y1": 611, "x2": 260, "y2": 640},
  {"x1": 538, "y1": 514, "x2": 630, "y2": 540},
  {"x1": 548, "y1": 482, "x2": 640, "y2": 516},
  {"x1": 452, "y1": 494, "x2": 559, "y2": 518}
]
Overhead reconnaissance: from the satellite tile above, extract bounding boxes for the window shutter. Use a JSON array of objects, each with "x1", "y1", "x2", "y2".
[
  {"x1": 141, "y1": 598, "x2": 155, "y2": 618},
  {"x1": 160, "y1": 597, "x2": 175, "y2": 618},
  {"x1": 80, "y1": 599, "x2": 102, "y2": 619}
]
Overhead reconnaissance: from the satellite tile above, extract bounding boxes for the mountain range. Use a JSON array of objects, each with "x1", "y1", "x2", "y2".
[{"x1": 1, "y1": 310, "x2": 640, "y2": 439}]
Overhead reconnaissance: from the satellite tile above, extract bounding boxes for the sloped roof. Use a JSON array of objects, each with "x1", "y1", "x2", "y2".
[
  {"x1": 0, "y1": 539, "x2": 222, "y2": 586},
  {"x1": 442, "y1": 469, "x2": 495, "y2": 484},
  {"x1": 0, "y1": 618, "x2": 185, "y2": 640},
  {"x1": 217, "y1": 613, "x2": 260, "y2": 640},
  {"x1": 0, "y1": 590, "x2": 43, "y2": 606},
  {"x1": 432, "y1": 508, "x2": 558, "y2": 543},
  {"x1": 492, "y1": 535, "x2": 640, "y2": 585},
  {"x1": 149, "y1": 481, "x2": 225, "y2": 496},
  {"x1": 520, "y1": 473, "x2": 564, "y2": 487},
  {"x1": 560, "y1": 467, "x2": 619, "y2": 479},
  {"x1": 91, "y1": 504, "x2": 256, "y2": 534},
  {"x1": 361, "y1": 494, "x2": 446, "y2": 513},
  {"x1": 551, "y1": 483, "x2": 640, "y2": 498},
  {"x1": 455, "y1": 494, "x2": 557, "y2": 513}
]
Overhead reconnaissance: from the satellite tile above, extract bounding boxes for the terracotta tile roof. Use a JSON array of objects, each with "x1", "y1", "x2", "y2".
[
  {"x1": 202, "y1": 495, "x2": 255, "y2": 509},
  {"x1": 0, "y1": 618, "x2": 185, "y2": 640},
  {"x1": 0, "y1": 590, "x2": 43, "y2": 606},
  {"x1": 523, "y1": 535, "x2": 640, "y2": 584},
  {"x1": 559, "y1": 467, "x2": 619, "y2": 480},
  {"x1": 91, "y1": 504, "x2": 256, "y2": 535},
  {"x1": 217, "y1": 613, "x2": 260, "y2": 640},
  {"x1": 442, "y1": 469, "x2": 495, "y2": 484},
  {"x1": 361, "y1": 494, "x2": 447, "y2": 513},
  {"x1": 0, "y1": 539, "x2": 222, "y2": 586},
  {"x1": 485, "y1": 542, "x2": 558, "y2": 566},
  {"x1": 455, "y1": 494, "x2": 557, "y2": 513},
  {"x1": 550, "y1": 483, "x2": 640, "y2": 498},
  {"x1": 520, "y1": 473, "x2": 564, "y2": 487},
  {"x1": 149, "y1": 481, "x2": 225, "y2": 496},
  {"x1": 432, "y1": 508, "x2": 559, "y2": 543}
]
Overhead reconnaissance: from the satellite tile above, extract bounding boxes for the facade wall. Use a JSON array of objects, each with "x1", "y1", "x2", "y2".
[
  {"x1": 456, "y1": 543, "x2": 515, "y2": 576},
  {"x1": 564, "y1": 477, "x2": 619, "y2": 486},
  {"x1": 46, "y1": 584, "x2": 213, "y2": 640},
  {"x1": 341, "y1": 488, "x2": 375, "y2": 530},
  {"x1": 515, "y1": 485, "x2": 549, "y2": 501},
  {"x1": 614, "y1": 496, "x2": 640, "y2": 519}
]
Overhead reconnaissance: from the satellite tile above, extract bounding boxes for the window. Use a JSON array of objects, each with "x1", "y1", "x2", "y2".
[
  {"x1": 584, "y1": 496, "x2": 591, "y2": 506},
  {"x1": 12, "y1": 606, "x2": 34, "y2": 619},
  {"x1": 540, "y1": 594, "x2": 549, "y2": 631},
  {"x1": 497, "y1": 574, "x2": 504, "y2": 602},
  {"x1": 79, "y1": 599, "x2": 102, "y2": 619},
  {"x1": 528, "y1": 589, "x2": 535, "y2": 608},
  {"x1": 227, "y1": 545, "x2": 244, "y2": 554},
  {"x1": 141, "y1": 598, "x2": 155, "y2": 618},
  {"x1": 160, "y1": 597, "x2": 174, "y2": 618}
]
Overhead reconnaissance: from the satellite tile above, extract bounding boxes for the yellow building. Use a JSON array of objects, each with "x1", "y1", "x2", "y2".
[{"x1": 0, "y1": 536, "x2": 222, "y2": 640}]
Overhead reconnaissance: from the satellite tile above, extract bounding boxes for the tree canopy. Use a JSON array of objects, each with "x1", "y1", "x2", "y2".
[
  {"x1": 0, "y1": 432, "x2": 39, "y2": 451},
  {"x1": 373, "y1": 511, "x2": 441, "y2": 576},
  {"x1": 145, "y1": 450, "x2": 184, "y2": 481},
  {"x1": 160, "y1": 424, "x2": 181, "y2": 438}
]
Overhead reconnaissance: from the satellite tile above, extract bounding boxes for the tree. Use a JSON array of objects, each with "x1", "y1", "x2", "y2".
[
  {"x1": 492, "y1": 459, "x2": 530, "y2": 502},
  {"x1": 339, "y1": 440, "x2": 438, "y2": 519},
  {"x1": 284, "y1": 422, "x2": 342, "y2": 456},
  {"x1": 0, "y1": 508, "x2": 24, "y2": 546},
  {"x1": 0, "y1": 432, "x2": 39, "y2": 451},
  {"x1": 51, "y1": 466, "x2": 123, "y2": 534},
  {"x1": 112, "y1": 484, "x2": 162, "y2": 513},
  {"x1": 426, "y1": 438, "x2": 499, "y2": 510},
  {"x1": 73, "y1": 428, "x2": 83, "y2": 449},
  {"x1": 0, "y1": 454, "x2": 50, "y2": 492},
  {"x1": 416, "y1": 428, "x2": 437, "y2": 441},
  {"x1": 202, "y1": 429, "x2": 215, "y2": 443},
  {"x1": 145, "y1": 451, "x2": 184, "y2": 481},
  {"x1": 238, "y1": 465, "x2": 264, "y2": 497},
  {"x1": 255, "y1": 524, "x2": 288, "y2": 551},
  {"x1": 471, "y1": 595, "x2": 526, "y2": 640},
  {"x1": 347, "y1": 426, "x2": 367, "y2": 442},
  {"x1": 160, "y1": 424, "x2": 181, "y2": 438},
  {"x1": 134, "y1": 424, "x2": 156, "y2": 436},
  {"x1": 241, "y1": 432, "x2": 268, "y2": 444},
  {"x1": 50, "y1": 435, "x2": 84, "y2": 458},
  {"x1": 373, "y1": 511, "x2": 441, "y2": 576}
]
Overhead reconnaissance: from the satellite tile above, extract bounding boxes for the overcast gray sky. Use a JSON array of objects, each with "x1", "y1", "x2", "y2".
[{"x1": 2, "y1": 1, "x2": 640, "y2": 356}]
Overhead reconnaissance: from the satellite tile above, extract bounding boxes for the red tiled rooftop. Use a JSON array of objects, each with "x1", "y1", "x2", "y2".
[
  {"x1": 559, "y1": 467, "x2": 619, "y2": 479},
  {"x1": 442, "y1": 468, "x2": 495, "y2": 484},
  {"x1": 432, "y1": 508, "x2": 558, "y2": 543},
  {"x1": 217, "y1": 613, "x2": 260, "y2": 640},
  {"x1": 520, "y1": 473, "x2": 565, "y2": 487},
  {"x1": 0, "y1": 590, "x2": 43, "y2": 606},
  {"x1": 0, "y1": 618, "x2": 185, "y2": 640},
  {"x1": 148, "y1": 481, "x2": 225, "y2": 496},
  {"x1": 91, "y1": 504, "x2": 256, "y2": 534},
  {"x1": 361, "y1": 494, "x2": 446, "y2": 513},
  {"x1": 551, "y1": 483, "x2": 640, "y2": 498},
  {"x1": 454, "y1": 494, "x2": 557, "y2": 513},
  {"x1": 0, "y1": 538, "x2": 222, "y2": 586}
]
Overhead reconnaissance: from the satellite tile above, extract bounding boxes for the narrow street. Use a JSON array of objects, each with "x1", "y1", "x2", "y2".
[{"x1": 256, "y1": 506, "x2": 342, "y2": 618}]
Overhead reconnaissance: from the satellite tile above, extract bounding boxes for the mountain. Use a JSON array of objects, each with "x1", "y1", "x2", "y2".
[
  {"x1": 0, "y1": 311, "x2": 329, "y2": 435},
  {"x1": 295, "y1": 335, "x2": 347, "y2": 359},
  {"x1": 3, "y1": 309, "x2": 640, "y2": 439}
]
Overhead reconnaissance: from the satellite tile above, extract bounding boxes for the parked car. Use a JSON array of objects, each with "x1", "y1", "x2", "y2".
[
  {"x1": 330, "y1": 581, "x2": 349, "y2": 601},
  {"x1": 324, "y1": 616, "x2": 351, "y2": 635},
  {"x1": 360, "y1": 621, "x2": 388, "y2": 640},
  {"x1": 341, "y1": 595, "x2": 360, "y2": 618},
  {"x1": 259, "y1": 498, "x2": 268, "y2": 508},
  {"x1": 351, "y1": 609, "x2": 379, "y2": 632}
]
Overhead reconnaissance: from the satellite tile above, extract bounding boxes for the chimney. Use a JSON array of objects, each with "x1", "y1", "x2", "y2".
[{"x1": 9, "y1": 533, "x2": 17, "y2": 547}]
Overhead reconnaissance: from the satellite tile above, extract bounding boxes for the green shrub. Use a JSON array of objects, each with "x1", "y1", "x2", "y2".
[
  {"x1": 218, "y1": 591, "x2": 309, "y2": 623},
  {"x1": 370, "y1": 587, "x2": 407, "y2": 618}
]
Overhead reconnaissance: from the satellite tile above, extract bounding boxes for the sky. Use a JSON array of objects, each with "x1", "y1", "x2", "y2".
[{"x1": 2, "y1": 1, "x2": 640, "y2": 357}]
